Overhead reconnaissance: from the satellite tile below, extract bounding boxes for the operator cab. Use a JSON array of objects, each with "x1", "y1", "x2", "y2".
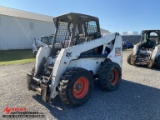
[
  {"x1": 136, "y1": 30, "x2": 160, "y2": 62},
  {"x1": 52, "y1": 13, "x2": 102, "y2": 55},
  {"x1": 41, "y1": 34, "x2": 54, "y2": 45},
  {"x1": 140, "y1": 30, "x2": 160, "y2": 49}
]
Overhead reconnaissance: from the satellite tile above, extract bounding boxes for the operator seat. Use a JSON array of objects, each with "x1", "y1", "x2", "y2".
[
  {"x1": 139, "y1": 39, "x2": 155, "y2": 58},
  {"x1": 50, "y1": 42, "x2": 63, "y2": 56},
  {"x1": 75, "y1": 34, "x2": 85, "y2": 45},
  {"x1": 54, "y1": 42, "x2": 63, "y2": 49},
  {"x1": 63, "y1": 40, "x2": 70, "y2": 48},
  {"x1": 146, "y1": 40, "x2": 156, "y2": 49}
]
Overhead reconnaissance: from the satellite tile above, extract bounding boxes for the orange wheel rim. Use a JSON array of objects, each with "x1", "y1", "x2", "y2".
[
  {"x1": 73, "y1": 77, "x2": 89, "y2": 99},
  {"x1": 110, "y1": 68, "x2": 119, "y2": 85}
]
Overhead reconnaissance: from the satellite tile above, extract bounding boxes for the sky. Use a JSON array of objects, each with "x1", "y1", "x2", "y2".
[{"x1": 0, "y1": 0, "x2": 160, "y2": 33}]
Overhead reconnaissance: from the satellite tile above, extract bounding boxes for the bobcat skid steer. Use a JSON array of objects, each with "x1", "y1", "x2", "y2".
[
  {"x1": 27, "y1": 13, "x2": 122, "y2": 106},
  {"x1": 127, "y1": 30, "x2": 160, "y2": 68}
]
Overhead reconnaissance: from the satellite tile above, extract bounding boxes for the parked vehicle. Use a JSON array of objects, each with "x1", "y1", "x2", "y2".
[
  {"x1": 127, "y1": 30, "x2": 160, "y2": 68},
  {"x1": 32, "y1": 34, "x2": 54, "y2": 57},
  {"x1": 123, "y1": 41, "x2": 133, "y2": 49},
  {"x1": 41, "y1": 34, "x2": 54, "y2": 45}
]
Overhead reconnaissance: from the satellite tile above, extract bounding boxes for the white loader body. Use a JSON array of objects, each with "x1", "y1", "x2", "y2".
[
  {"x1": 35, "y1": 33, "x2": 122, "y2": 99},
  {"x1": 27, "y1": 13, "x2": 122, "y2": 106}
]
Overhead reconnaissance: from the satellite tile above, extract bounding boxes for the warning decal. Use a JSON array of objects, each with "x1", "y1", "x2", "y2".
[{"x1": 115, "y1": 47, "x2": 121, "y2": 56}]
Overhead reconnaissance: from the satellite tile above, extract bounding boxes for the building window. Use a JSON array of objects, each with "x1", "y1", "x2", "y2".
[{"x1": 29, "y1": 22, "x2": 34, "y2": 30}]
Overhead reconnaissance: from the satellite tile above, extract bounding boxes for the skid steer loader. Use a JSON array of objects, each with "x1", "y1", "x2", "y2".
[
  {"x1": 127, "y1": 30, "x2": 160, "y2": 68},
  {"x1": 27, "y1": 13, "x2": 122, "y2": 106}
]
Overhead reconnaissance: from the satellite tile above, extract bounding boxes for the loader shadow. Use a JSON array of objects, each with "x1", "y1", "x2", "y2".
[
  {"x1": 33, "y1": 79, "x2": 160, "y2": 120},
  {"x1": 134, "y1": 64, "x2": 160, "y2": 71}
]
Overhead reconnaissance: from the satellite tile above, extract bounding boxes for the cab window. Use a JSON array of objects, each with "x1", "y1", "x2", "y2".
[{"x1": 87, "y1": 21, "x2": 97, "y2": 34}]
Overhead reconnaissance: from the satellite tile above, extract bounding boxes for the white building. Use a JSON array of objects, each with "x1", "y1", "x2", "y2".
[
  {"x1": 128, "y1": 31, "x2": 133, "y2": 35},
  {"x1": 133, "y1": 31, "x2": 139, "y2": 35},
  {"x1": 121, "y1": 32, "x2": 128, "y2": 35},
  {"x1": 121, "y1": 31, "x2": 139, "y2": 35},
  {"x1": 0, "y1": 7, "x2": 55, "y2": 50}
]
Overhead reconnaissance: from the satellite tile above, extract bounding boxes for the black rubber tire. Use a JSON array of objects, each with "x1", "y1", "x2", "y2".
[
  {"x1": 155, "y1": 56, "x2": 160, "y2": 69},
  {"x1": 58, "y1": 68, "x2": 94, "y2": 106},
  {"x1": 147, "y1": 59, "x2": 154, "y2": 68},
  {"x1": 127, "y1": 53, "x2": 132, "y2": 65},
  {"x1": 127, "y1": 53, "x2": 135, "y2": 65},
  {"x1": 98, "y1": 61, "x2": 122, "y2": 91}
]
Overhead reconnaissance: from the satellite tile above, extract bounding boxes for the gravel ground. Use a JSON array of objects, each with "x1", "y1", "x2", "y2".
[{"x1": 0, "y1": 50, "x2": 160, "y2": 120}]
